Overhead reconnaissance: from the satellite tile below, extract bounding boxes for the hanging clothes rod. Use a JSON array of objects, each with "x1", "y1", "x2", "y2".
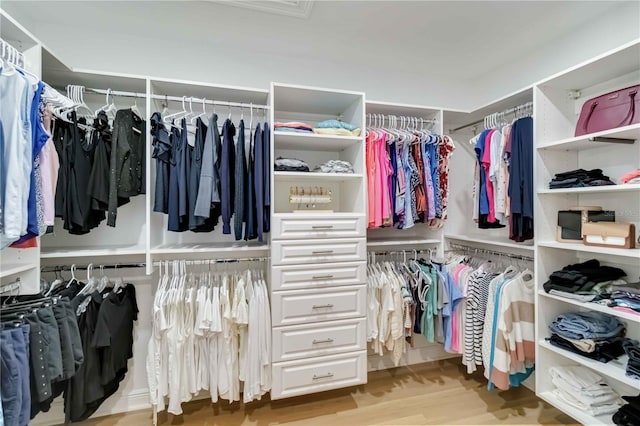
[
  {"x1": 152, "y1": 256, "x2": 269, "y2": 267},
  {"x1": 448, "y1": 101, "x2": 533, "y2": 134},
  {"x1": 82, "y1": 87, "x2": 270, "y2": 109},
  {"x1": 41, "y1": 263, "x2": 147, "y2": 273},
  {"x1": 370, "y1": 249, "x2": 432, "y2": 256},
  {"x1": 0, "y1": 279, "x2": 21, "y2": 295},
  {"x1": 447, "y1": 242, "x2": 534, "y2": 261}
]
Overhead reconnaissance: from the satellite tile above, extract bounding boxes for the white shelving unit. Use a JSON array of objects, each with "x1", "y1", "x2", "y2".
[
  {"x1": 534, "y1": 40, "x2": 640, "y2": 425},
  {"x1": 269, "y1": 83, "x2": 368, "y2": 399}
]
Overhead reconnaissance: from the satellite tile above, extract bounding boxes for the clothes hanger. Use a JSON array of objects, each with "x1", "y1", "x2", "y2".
[
  {"x1": 163, "y1": 96, "x2": 188, "y2": 125},
  {"x1": 131, "y1": 95, "x2": 142, "y2": 119}
]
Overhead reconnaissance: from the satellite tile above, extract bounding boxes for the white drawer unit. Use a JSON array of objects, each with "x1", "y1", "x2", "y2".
[
  {"x1": 273, "y1": 318, "x2": 366, "y2": 362},
  {"x1": 271, "y1": 285, "x2": 366, "y2": 326},
  {"x1": 271, "y1": 350, "x2": 367, "y2": 400},
  {"x1": 271, "y1": 238, "x2": 366, "y2": 266},
  {"x1": 272, "y1": 214, "x2": 366, "y2": 240},
  {"x1": 271, "y1": 261, "x2": 366, "y2": 291}
]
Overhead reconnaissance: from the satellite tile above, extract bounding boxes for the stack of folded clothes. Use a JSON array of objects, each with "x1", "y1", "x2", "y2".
[
  {"x1": 620, "y1": 169, "x2": 640, "y2": 185},
  {"x1": 623, "y1": 340, "x2": 640, "y2": 380},
  {"x1": 313, "y1": 119, "x2": 362, "y2": 137},
  {"x1": 274, "y1": 157, "x2": 310, "y2": 172},
  {"x1": 313, "y1": 160, "x2": 354, "y2": 174},
  {"x1": 274, "y1": 121, "x2": 314, "y2": 133},
  {"x1": 549, "y1": 366, "x2": 623, "y2": 416},
  {"x1": 548, "y1": 311, "x2": 628, "y2": 363},
  {"x1": 543, "y1": 259, "x2": 627, "y2": 301},
  {"x1": 613, "y1": 394, "x2": 640, "y2": 426},
  {"x1": 549, "y1": 168, "x2": 616, "y2": 188},
  {"x1": 599, "y1": 286, "x2": 640, "y2": 315}
]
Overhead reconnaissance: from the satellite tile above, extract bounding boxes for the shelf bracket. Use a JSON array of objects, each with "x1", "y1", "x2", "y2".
[{"x1": 589, "y1": 136, "x2": 636, "y2": 144}]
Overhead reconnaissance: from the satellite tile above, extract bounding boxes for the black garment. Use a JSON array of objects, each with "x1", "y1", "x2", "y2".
[
  {"x1": 613, "y1": 395, "x2": 640, "y2": 426},
  {"x1": 245, "y1": 126, "x2": 257, "y2": 241},
  {"x1": 547, "y1": 333, "x2": 627, "y2": 363},
  {"x1": 167, "y1": 124, "x2": 186, "y2": 232},
  {"x1": 151, "y1": 112, "x2": 171, "y2": 214},
  {"x1": 22, "y1": 313, "x2": 52, "y2": 411},
  {"x1": 107, "y1": 109, "x2": 146, "y2": 227},
  {"x1": 92, "y1": 284, "x2": 138, "y2": 387},
  {"x1": 234, "y1": 120, "x2": 247, "y2": 240},
  {"x1": 262, "y1": 122, "x2": 270, "y2": 234},
  {"x1": 87, "y1": 111, "x2": 112, "y2": 213},
  {"x1": 549, "y1": 168, "x2": 616, "y2": 188},
  {"x1": 543, "y1": 259, "x2": 627, "y2": 294},
  {"x1": 178, "y1": 119, "x2": 191, "y2": 226},
  {"x1": 254, "y1": 123, "x2": 265, "y2": 242},
  {"x1": 221, "y1": 119, "x2": 236, "y2": 235}
]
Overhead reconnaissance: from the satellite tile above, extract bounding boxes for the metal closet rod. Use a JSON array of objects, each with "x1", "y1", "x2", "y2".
[
  {"x1": 82, "y1": 87, "x2": 270, "y2": 109},
  {"x1": 41, "y1": 263, "x2": 147, "y2": 272},
  {"x1": 152, "y1": 256, "x2": 269, "y2": 267},
  {"x1": 447, "y1": 242, "x2": 534, "y2": 261},
  {"x1": 449, "y1": 101, "x2": 533, "y2": 134},
  {"x1": 369, "y1": 249, "x2": 432, "y2": 256},
  {"x1": 366, "y1": 113, "x2": 437, "y2": 123}
]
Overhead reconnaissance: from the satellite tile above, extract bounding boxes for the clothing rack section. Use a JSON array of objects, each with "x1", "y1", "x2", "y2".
[
  {"x1": 441, "y1": 246, "x2": 536, "y2": 390},
  {"x1": 449, "y1": 101, "x2": 533, "y2": 134},
  {"x1": 148, "y1": 256, "x2": 271, "y2": 422},
  {"x1": 447, "y1": 242, "x2": 534, "y2": 262},
  {"x1": 151, "y1": 256, "x2": 269, "y2": 267},
  {"x1": 366, "y1": 114, "x2": 454, "y2": 231},
  {"x1": 41, "y1": 263, "x2": 147, "y2": 273}
]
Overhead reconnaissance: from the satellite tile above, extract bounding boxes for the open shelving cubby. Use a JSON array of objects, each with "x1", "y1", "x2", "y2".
[{"x1": 534, "y1": 40, "x2": 640, "y2": 425}]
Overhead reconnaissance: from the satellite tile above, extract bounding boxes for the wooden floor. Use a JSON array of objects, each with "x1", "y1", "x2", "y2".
[{"x1": 80, "y1": 360, "x2": 578, "y2": 426}]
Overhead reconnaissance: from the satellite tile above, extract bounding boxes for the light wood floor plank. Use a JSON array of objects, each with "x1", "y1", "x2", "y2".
[{"x1": 77, "y1": 360, "x2": 578, "y2": 425}]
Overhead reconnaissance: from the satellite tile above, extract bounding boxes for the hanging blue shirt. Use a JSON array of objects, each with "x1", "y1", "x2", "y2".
[{"x1": 475, "y1": 130, "x2": 491, "y2": 215}]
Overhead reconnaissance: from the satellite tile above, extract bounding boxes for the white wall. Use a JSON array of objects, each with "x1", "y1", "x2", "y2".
[
  {"x1": 3, "y1": 1, "x2": 638, "y2": 111},
  {"x1": 472, "y1": 1, "x2": 640, "y2": 107}
]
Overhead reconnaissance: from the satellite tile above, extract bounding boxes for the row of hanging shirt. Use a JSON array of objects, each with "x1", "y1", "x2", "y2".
[
  {"x1": 151, "y1": 108, "x2": 270, "y2": 242},
  {"x1": 444, "y1": 250, "x2": 535, "y2": 390},
  {"x1": 1, "y1": 49, "x2": 62, "y2": 248},
  {"x1": 366, "y1": 250, "x2": 462, "y2": 366},
  {"x1": 471, "y1": 111, "x2": 534, "y2": 242},
  {"x1": 147, "y1": 261, "x2": 271, "y2": 415},
  {"x1": 0, "y1": 265, "x2": 138, "y2": 425},
  {"x1": 366, "y1": 115, "x2": 455, "y2": 231}
]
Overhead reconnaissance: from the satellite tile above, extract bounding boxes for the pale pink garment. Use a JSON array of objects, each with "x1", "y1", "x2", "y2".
[{"x1": 39, "y1": 105, "x2": 59, "y2": 227}]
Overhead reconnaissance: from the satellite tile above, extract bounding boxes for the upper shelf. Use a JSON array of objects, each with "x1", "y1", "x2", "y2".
[
  {"x1": 538, "y1": 183, "x2": 640, "y2": 194},
  {"x1": 272, "y1": 82, "x2": 363, "y2": 120},
  {"x1": 445, "y1": 234, "x2": 535, "y2": 252},
  {"x1": 537, "y1": 123, "x2": 640, "y2": 151},
  {"x1": 273, "y1": 131, "x2": 362, "y2": 151},
  {"x1": 0, "y1": 10, "x2": 39, "y2": 50},
  {"x1": 537, "y1": 41, "x2": 640, "y2": 91},
  {"x1": 274, "y1": 171, "x2": 363, "y2": 182},
  {"x1": 367, "y1": 238, "x2": 441, "y2": 249},
  {"x1": 538, "y1": 240, "x2": 640, "y2": 259}
]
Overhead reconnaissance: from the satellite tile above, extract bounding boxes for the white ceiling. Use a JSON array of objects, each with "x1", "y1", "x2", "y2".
[{"x1": 1, "y1": 1, "x2": 637, "y2": 109}]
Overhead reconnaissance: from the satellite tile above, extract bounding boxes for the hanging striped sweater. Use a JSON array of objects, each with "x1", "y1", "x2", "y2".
[{"x1": 490, "y1": 270, "x2": 535, "y2": 390}]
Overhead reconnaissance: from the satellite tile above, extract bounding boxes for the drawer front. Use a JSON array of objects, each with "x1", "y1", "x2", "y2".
[
  {"x1": 271, "y1": 351, "x2": 367, "y2": 400},
  {"x1": 271, "y1": 238, "x2": 366, "y2": 266},
  {"x1": 272, "y1": 285, "x2": 366, "y2": 326},
  {"x1": 272, "y1": 215, "x2": 365, "y2": 240},
  {"x1": 273, "y1": 318, "x2": 366, "y2": 362},
  {"x1": 271, "y1": 262, "x2": 366, "y2": 291}
]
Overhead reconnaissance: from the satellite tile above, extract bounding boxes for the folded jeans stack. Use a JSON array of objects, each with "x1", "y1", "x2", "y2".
[
  {"x1": 274, "y1": 157, "x2": 310, "y2": 172},
  {"x1": 548, "y1": 311, "x2": 628, "y2": 363},
  {"x1": 549, "y1": 366, "x2": 622, "y2": 416},
  {"x1": 623, "y1": 340, "x2": 640, "y2": 380},
  {"x1": 549, "y1": 168, "x2": 616, "y2": 188},
  {"x1": 543, "y1": 259, "x2": 627, "y2": 300},
  {"x1": 313, "y1": 160, "x2": 354, "y2": 174},
  {"x1": 274, "y1": 121, "x2": 313, "y2": 134},
  {"x1": 312, "y1": 119, "x2": 362, "y2": 137},
  {"x1": 619, "y1": 169, "x2": 640, "y2": 185},
  {"x1": 613, "y1": 394, "x2": 640, "y2": 426}
]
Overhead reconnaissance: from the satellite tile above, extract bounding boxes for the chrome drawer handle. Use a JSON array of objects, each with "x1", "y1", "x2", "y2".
[
  {"x1": 312, "y1": 373, "x2": 334, "y2": 380},
  {"x1": 312, "y1": 274, "x2": 334, "y2": 280},
  {"x1": 311, "y1": 225, "x2": 334, "y2": 229},
  {"x1": 312, "y1": 250, "x2": 334, "y2": 255},
  {"x1": 312, "y1": 304, "x2": 334, "y2": 309},
  {"x1": 312, "y1": 338, "x2": 334, "y2": 344}
]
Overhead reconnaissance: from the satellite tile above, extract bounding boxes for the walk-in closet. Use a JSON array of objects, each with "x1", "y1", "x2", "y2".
[{"x1": 1, "y1": 1, "x2": 639, "y2": 425}]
